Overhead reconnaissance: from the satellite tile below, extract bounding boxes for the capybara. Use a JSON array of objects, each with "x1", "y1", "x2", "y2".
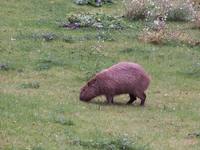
[{"x1": 80, "y1": 62, "x2": 150, "y2": 106}]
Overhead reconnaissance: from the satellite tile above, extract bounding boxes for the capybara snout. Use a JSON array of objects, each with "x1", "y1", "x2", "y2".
[{"x1": 80, "y1": 80, "x2": 98, "y2": 102}]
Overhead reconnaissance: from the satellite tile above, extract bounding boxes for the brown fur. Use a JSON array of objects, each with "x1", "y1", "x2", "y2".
[{"x1": 80, "y1": 62, "x2": 151, "y2": 106}]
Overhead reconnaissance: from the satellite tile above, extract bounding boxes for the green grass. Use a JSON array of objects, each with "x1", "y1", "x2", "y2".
[{"x1": 0, "y1": 0, "x2": 200, "y2": 150}]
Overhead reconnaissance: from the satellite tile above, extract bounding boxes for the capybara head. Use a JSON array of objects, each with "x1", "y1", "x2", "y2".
[{"x1": 80, "y1": 78, "x2": 99, "y2": 102}]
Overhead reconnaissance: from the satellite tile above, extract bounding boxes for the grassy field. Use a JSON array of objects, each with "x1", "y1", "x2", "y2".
[{"x1": 0, "y1": 0, "x2": 200, "y2": 149}]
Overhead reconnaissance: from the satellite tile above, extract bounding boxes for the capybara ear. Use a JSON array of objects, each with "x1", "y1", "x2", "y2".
[{"x1": 87, "y1": 78, "x2": 97, "y2": 86}]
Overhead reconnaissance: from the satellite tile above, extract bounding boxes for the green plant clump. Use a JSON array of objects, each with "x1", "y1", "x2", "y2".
[
  {"x1": 66, "y1": 13, "x2": 129, "y2": 29},
  {"x1": 74, "y1": 0, "x2": 113, "y2": 7},
  {"x1": 72, "y1": 136, "x2": 148, "y2": 150}
]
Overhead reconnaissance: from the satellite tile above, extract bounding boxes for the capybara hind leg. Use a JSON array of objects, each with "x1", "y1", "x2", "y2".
[
  {"x1": 106, "y1": 95, "x2": 114, "y2": 104},
  {"x1": 139, "y1": 93, "x2": 146, "y2": 106},
  {"x1": 127, "y1": 94, "x2": 136, "y2": 105}
]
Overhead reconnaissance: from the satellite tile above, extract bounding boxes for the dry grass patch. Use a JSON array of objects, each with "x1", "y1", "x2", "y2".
[{"x1": 138, "y1": 29, "x2": 200, "y2": 46}]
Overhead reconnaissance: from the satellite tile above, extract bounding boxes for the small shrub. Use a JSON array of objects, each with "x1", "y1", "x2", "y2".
[
  {"x1": 123, "y1": 0, "x2": 197, "y2": 22},
  {"x1": 20, "y1": 81, "x2": 40, "y2": 89},
  {"x1": 123, "y1": 0, "x2": 147, "y2": 20},
  {"x1": 167, "y1": 0, "x2": 196, "y2": 21},
  {"x1": 123, "y1": 0, "x2": 170, "y2": 21}
]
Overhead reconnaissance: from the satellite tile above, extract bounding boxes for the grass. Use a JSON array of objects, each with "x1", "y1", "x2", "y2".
[{"x1": 0, "y1": 0, "x2": 200, "y2": 150}]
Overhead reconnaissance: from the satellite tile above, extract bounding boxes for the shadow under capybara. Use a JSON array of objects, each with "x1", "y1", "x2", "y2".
[{"x1": 80, "y1": 62, "x2": 151, "y2": 106}]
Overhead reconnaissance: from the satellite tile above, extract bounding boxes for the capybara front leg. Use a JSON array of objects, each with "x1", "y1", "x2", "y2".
[
  {"x1": 127, "y1": 94, "x2": 136, "y2": 105},
  {"x1": 106, "y1": 95, "x2": 114, "y2": 104},
  {"x1": 140, "y1": 93, "x2": 146, "y2": 106}
]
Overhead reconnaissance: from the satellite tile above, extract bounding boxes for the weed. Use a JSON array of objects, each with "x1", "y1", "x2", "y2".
[
  {"x1": 167, "y1": 0, "x2": 196, "y2": 21},
  {"x1": 188, "y1": 132, "x2": 200, "y2": 138},
  {"x1": 123, "y1": 0, "x2": 196, "y2": 22},
  {"x1": 80, "y1": 34, "x2": 94, "y2": 41},
  {"x1": 192, "y1": 19, "x2": 200, "y2": 29},
  {"x1": 31, "y1": 33, "x2": 42, "y2": 41},
  {"x1": 96, "y1": 31, "x2": 115, "y2": 41},
  {"x1": 72, "y1": 136, "x2": 148, "y2": 150},
  {"x1": 123, "y1": 0, "x2": 147, "y2": 20},
  {"x1": 42, "y1": 33, "x2": 58, "y2": 41},
  {"x1": 121, "y1": 48, "x2": 136, "y2": 53},
  {"x1": 36, "y1": 56, "x2": 65, "y2": 70},
  {"x1": 64, "y1": 13, "x2": 129, "y2": 29},
  {"x1": 32, "y1": 146, "x2": 45, "y2": 150},
  {"x1": 54, "y1": 115, "x2": 74, "y2": 126},
  {"x1": 138, "y1": 30, "x2": 166, "y2": 45},
  {"x1": 62, "y1": 35, "x2": 76, "y2": 43},
  {"x1": 0, "y1": 63, "x2": 9, "y2": 71},
  {"x1": 181, "y1": 63, "x2": 200, "y2": 78},
  {"x1": 166, "y1": 30, "x2": 200, "y2": 46},
  {"x1": 74, "y1": 0, "x2": 113, "y2": 7},
  {"x1": 138, "y1": 29, "x2": 200, "y2": 46},
  {"x1": 192, "y1": 12, "x2": 200, "y2": 29},
  {"x1": 74, "y1": 0, "x2": 89, "y2": 5},
  {"x1": 20, "y1": 81, "x2": 40, "y2": 89},
  {"x1": 3, "y1": 145, "x2": 18, "y2": 150}
]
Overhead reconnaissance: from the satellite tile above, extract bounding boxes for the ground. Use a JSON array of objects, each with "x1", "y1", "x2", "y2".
[{"x1": 0, "y1": 0, "x2": 200, "y2": 150}]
